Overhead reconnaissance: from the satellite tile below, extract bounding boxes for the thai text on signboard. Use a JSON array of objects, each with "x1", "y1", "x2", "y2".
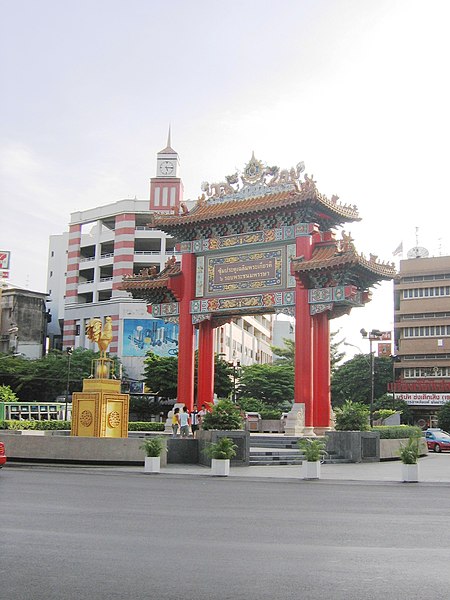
[
  {"x1": 397, "y1": 393, "x2": 450, "y2": 406},
  {"x1": 207, "y1": 249, "x2": 283, "y2": 294}
]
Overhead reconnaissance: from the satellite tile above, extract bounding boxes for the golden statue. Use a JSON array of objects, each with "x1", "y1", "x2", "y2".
[
  {"x1": 71, "y1": 316, "x2": 129, "y2": 438},
  {"x1": 85, "y1": 316, "x2": 113, "y2": 358}
]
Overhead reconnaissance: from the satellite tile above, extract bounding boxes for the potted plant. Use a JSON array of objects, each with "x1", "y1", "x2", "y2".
[
  {"x1": 205, "y1": 436, "x2": 237, "y2": 476},
  {"x1": 298, "y1": 438, "x2": 326, "y2": 479},
  {"x1": 399, "y1": 434, "x2": 420, "y2": 482},
  {"x1": 140, "y1": 437, "x2": 165, "y2": 473}
]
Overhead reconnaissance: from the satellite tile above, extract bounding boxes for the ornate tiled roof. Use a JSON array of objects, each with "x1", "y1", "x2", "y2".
[
  {"x1": 292, "y1": 235, "x2": 396, "y2": 289},
  {"x1": 150, "y1": 177, "x2": 360, "y2": 240},
  {"x1": 120, "y1": 258, "x2": 181, "y2": 303}
]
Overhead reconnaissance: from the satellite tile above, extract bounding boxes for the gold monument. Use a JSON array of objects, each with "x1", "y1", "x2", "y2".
[{"x1": 71, "y1": 317, "x2": 129, "y2": 438}]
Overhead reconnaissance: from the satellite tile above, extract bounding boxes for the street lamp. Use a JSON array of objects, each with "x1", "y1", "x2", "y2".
[
  {"x1": 391, "y1": 355, "x2": 401, "y2": 410},
  {"x1": 228, "y1": 359, "x2": 241, "y2": 403},
  {"x1": 65, "y1": 347, "x2": 73, "y2": 421},
  {"x1": 360, "y1": 329, "x2": 383, "y2": 427}
]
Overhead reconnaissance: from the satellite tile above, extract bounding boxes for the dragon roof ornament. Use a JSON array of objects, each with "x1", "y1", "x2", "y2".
[{"x1": 200, "y1": 153, "x2": 306, "y2": 203}]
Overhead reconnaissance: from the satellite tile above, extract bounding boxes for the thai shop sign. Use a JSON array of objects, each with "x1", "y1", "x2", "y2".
[{"x1": 397, "y1": 393, "x2": 450, "y2": 406}]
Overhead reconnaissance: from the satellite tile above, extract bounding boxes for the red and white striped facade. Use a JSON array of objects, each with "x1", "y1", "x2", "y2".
[{"x1": 112, "y1": 213, "x2": 136, "y2": 293}]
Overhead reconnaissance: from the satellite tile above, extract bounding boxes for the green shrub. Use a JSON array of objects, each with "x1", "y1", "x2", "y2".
[
  {"x1": 2, "y1": 420, "x2": 165, "y2": 432},
  {"x1": 140, "y1": 437, "x2": 165, "y2": 457},
  {"x1": 438, "y1": 401, "x2": 450, "y2": 432},
  {"x1": 372, "y1": 409, "x2": 396, "y2": 422},
  {"x1": 238, "y1": 397, "x2": 283, "y2": 420},
  {"x1": 334, "y1": 401, "x2": 370, "y2": 431},
  {"x1": 205, "y1": 436, "x2": 237, "y2": 460},
  {"x1": 3, "y1": 420, "x2": 71, "y2": 430},
  {"x1": 398, "y1": 434, "x2": 421, "y2": 464},
  {"x1": 298, "y1": 438, "x2": 326, "y2": 462},
  {"x1": 373, "y1": 425, "x2": 423, "y2": 439},
  {"x1": 128, "y1": 422, "x2": 165, "y2": 432},
  {"x1": 201, "y1": 399, "x2": 243, "y2": 430},
  {"x1": 0, "y1": 384, "x2": 19, "y2": 402}
]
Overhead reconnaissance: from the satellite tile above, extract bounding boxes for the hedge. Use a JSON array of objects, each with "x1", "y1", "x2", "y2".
[
  {"x1": 128, "y1": 422, "x2": 165, "y2": 431},
  {"x1": 1, "y1": 420, "x2": 71, "y2": 430},
  {"x1": 0, "y1": 420, "x2": 165, "y2": 432},
  {"x1": 372, "y1": 425, "x2": 423, "y2": 439}
]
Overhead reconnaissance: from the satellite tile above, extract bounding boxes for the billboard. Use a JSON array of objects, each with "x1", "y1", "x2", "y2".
[{"x1": 122, "y1": 318, "x2": 179, "y2": 357}]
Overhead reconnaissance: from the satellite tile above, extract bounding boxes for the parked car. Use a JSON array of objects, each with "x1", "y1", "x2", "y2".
[
  {"x1": 0, "y1": 441, "x2": 6, "y2": 467},
  {"x1": 425, "y1": 429, "x2": 450, "y2": 453}
]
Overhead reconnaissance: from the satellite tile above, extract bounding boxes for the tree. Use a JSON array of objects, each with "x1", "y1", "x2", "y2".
[
  {"x1": 142, "y1": 351, "x2": 234, "y2": 400},
  {"x1": 438, "y1": 402, "x2": 450, "y2": 432},
  {"x1": 0, "y1": 349, "x2": 120, "y2": 402},
  {"x1": 271, "y1": 338, "x2": 295, "y2": 365},
  {"x1": 331, "y1": 354, "x2": 393, "y2": 408},
  {"x1": 0, "y1": 384, "x2": 18, "y2": 402},
  {"x1": 271, "y1": 330, "x2": 345, "y2": 370},
  {"x1": 238, "y1": 363, "x2": 294, "y2": 405},
  {"x1": 143, "y1": 352, "x2": 178, "y2": 399}
]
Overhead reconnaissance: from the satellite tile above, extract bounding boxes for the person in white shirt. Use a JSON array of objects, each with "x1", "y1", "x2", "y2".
[{"x1": 179, "y1": 406, "x2": 190, "y2": 437}]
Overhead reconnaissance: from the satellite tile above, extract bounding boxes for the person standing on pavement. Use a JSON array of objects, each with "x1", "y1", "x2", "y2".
[
  {"x1": 190, "y1": 404, "x2": 200, "y2": 438},
  {"x1": 179, "y1": 405, "x2": 190, "y2": 437},
  {"x1": 171, "y1": 407, "x2": 180, "y2": 437},
  {"x1": 198, "y1": 404, "x2": 209, "y2": 429}
]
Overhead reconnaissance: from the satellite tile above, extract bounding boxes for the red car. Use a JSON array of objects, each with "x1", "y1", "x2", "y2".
[
  {"x1": 425, "y1": 429, "x2": 450, "y2": 453},
  {"x1": 0, "y1": 441, "x2": 6, "y2": 467}
]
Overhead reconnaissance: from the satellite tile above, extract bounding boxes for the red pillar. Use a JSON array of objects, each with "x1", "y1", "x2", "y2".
[
  {"x1": 295, "y1": 283, "x2": 313, "y2": 429},
  {"x1": 294, "y1": 234, "x2": 314, "y2": 431},
  {"x1": 313, "y1": 311, "x2": 331, "y2": 431},
  {"x1": 197, "y1": 319, "x2": 215, "y2": 409},
  {"x1": 177, "y1": 253, "x2": 196, "y2": 411}
]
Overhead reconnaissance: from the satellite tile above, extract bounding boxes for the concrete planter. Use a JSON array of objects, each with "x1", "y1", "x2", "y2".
[
  {"x1": 197, "y1": 430, "x2": 250, "y2": 467},
  {"x1": 402, "y1": 463, "x2": 419, "y2": 483},
  {"x1": 144, "y1": 456, "x2": 161, "y2": 473},
  {"x1": 303, "y1": 460, "x2": 321, "y2": 480},
  {"x1": 211, "y1": 458, "x2": 230, "y2": 476},
  {"x1": 326, "y1": 430, "x2": 380, "y2": 463}
]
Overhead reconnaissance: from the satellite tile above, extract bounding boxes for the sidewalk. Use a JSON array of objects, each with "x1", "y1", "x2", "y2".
[{"x1": 146, "y1": 452, "x2": 450, "y2": 483}]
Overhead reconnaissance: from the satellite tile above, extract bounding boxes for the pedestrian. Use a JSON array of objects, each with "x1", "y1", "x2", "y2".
[
  {"x1": 171, "y1": 407, "x2": 180, "y2": 437},
  {"x1": 198, "y1": 404, "x2": 209, "y2": 429},
  {"x1": 190, "y1": 404, "x2": 200, "y2": 438},
  {"x1": 179, "y1": 405, "x2": 190, "y2": 437}
]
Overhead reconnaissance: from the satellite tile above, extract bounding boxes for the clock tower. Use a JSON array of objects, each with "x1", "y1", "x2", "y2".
[{"x1": 150, "y1": 128, "x2": 183, "y2": 212}]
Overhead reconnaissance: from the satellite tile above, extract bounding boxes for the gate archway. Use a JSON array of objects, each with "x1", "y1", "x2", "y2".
[{"x1": 122, "y1": 155, "x2": 395, "y2": 435}]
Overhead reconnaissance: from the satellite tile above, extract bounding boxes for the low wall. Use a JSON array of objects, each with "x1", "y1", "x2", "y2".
[
  {"x1": 380, "y1": 438, "x2": 428, "y2": 460},
  {"x1": 0, "y1": 432, "x2": 167, "y2": 466},
  {"x1": 326, "y1": 431, "x2": 380, "y2": 463}
]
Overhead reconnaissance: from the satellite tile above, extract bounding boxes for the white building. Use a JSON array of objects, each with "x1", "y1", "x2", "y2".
[{"x1": 48, "y1": 136, "x2": 273, "y2": 380}]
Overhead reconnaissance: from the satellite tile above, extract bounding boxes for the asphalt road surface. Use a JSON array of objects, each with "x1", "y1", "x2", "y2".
[{"x1": 1, "y1": 465, "x2": 450, "y2": 600}]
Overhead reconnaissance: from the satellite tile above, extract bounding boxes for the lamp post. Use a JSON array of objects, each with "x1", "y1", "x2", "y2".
[
  {"x1": 228, "y1": 359, "x2": 241, "y2": 403},
  {"x1": 65, "y1": 347, "x2": 73, "y2": 421},
  {"x1": 360, "y1": 329, "x2": 383, "y2": 427}
]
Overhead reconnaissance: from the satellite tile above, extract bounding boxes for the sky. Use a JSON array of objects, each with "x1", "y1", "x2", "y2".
[{"x1": 1, "y1": 0, "x2": 449, "y2": 354}]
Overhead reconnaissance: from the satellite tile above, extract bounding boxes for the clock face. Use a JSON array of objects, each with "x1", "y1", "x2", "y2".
[{"x1": 160, "y1": 160, "x2": 174, "y2": 176}]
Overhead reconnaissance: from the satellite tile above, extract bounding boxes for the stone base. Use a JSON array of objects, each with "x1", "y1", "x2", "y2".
[
  {"x1": 314, "y1": 427, "x2": 333, "y2": 436},
  {"x1": 284, "y1": 404, "x2": 306, "y2": 436},
  {"x1": 71, "y1": 379, "x2": 129, "y2": 438}
]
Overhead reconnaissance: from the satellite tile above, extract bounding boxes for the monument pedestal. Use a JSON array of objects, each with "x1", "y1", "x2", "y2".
[
  {"x1": 284, "y1": 403, "x2": 308, "y2": 436},
  {"x1": 71, "y1": 378, "x2": 129, "y2": 438}
]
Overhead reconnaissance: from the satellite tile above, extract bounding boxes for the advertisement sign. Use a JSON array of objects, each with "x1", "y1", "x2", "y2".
[
  {"x1": 123, "y1": 318, "x2": 179, "y2": 357},
  {"x1": 397, "y1": 393, "x2": 450, "y2": 406},
  {"x1": 0, "y1": 251, "x2": 10, "y2": 270},
  {"x1": 378, "y1": 342, "x2": 392, "y2": 357}
]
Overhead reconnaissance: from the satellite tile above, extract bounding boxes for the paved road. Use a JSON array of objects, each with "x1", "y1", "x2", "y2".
[{"x1": 2, "y1": 464, "x2": 450, "y2": 600}]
